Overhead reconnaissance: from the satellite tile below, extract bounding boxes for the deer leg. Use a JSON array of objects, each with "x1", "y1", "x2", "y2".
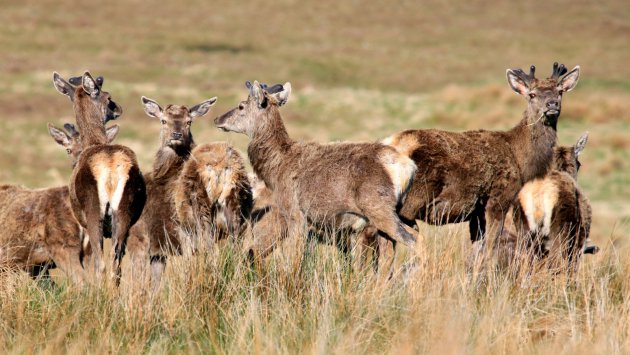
[
  {"x1": 249, "y1": 206, "x2": 289, "y2": 261},
  {"x1": 357, "y1": 225, "x2": 379, "y2": 272},
  {"x1": 111, "y1": 210, "x2": 132, "y2": 287},
  {"x1": 85, "y1": 211, "x2": 105, "y2": 282},
  {"x1": 150, "y1": 255, "x2": 167, "y2": 294},
  {"x1": 469, "y1": 200, "x2": 487, "y2": 243},
  {"x1": 362, "y1": 205, "x2": 416, "y2": 247}
]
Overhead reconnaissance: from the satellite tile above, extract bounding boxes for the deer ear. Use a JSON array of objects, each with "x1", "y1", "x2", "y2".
[
  {"x1": 141, "y1": 96, "x2": 163, "y2": 118},
  {"x1": 52, "y1": 72, "x2": 74, "y2": 99},
  {"x1": 48, "y1": 123, "x2": 71, "y2": 147},
  {"x1": 574, "y1": 131, "x2": 588, "y2": 156},
  {"x1": 82, "y1": 71, "x2": 99, "y2": 97},
  {"x1": 559, "y1": 66, "x2": 580, "y2": 93},
  {"x1": 506, "y1": 70, "x2": 529, "y2": 96},
  {"x1": 105, "y1": 124, "x2": 120, "y2": 143},
  {"x1": 189, "y1": 97, "x2": 218, "y2": 119},
  {"x1": 249, "y1": 80, "x2": 264, "y2": 107},
  {"x1": 273, "y1": 82, "x2": 291, "y2": 106}
]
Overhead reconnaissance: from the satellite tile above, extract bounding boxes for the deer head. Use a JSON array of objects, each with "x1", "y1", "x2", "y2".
[
  {"x1": 506, "y1": 62, "x2": 580, "y2": 129},
  {"x1": 52, "y1": 71, "x2": 123, "y2": 124},
  {"x1": 141, "y1": 96, "x2": 217, "y2": 153},
  {"x1": 214, "y1": 81, "x2": 291, "y2": 137},
  {"x1": 553, "y1": 132, "x2": 589, "y2": 180},
  {"x1": 48, "y1": 123, "x2": 120, "y2": 167}
]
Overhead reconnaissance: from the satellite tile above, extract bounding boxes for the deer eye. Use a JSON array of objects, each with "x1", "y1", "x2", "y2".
[
  {"x1": 529, "y1": 93, "x2": 536, "y2": 99},
  {"x1": 161, "y1": 119, "x2": 167, "y2": 125},
  {"x1": 238, "y1": 103, "x2": 245, "y2": 110},
  {"x1": 66, "y1": 149, "x2": 71, "y2": 154},
  {"x1": 186, "y1": 121, "x2": 192, "y2": 126}
]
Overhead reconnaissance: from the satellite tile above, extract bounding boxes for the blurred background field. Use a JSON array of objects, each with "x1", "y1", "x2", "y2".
[{"x1": 0, "y1": 0, "x2": 629, "y2": 353}]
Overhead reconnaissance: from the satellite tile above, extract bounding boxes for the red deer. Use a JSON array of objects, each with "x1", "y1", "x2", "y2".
[
  {"x1": 0, "y1": 123, "x2": 119, "y2": 284},
  {"x1": 214, "y1": 81, "x2": 418, "y2": 261},
  {"x1": 383, "y1": 63, "x2": 580, "y2": 249},
  {"x1": 174, "y1": 143, "x2": 252, "y2": 246},
  {"x1": 53, "y1": 72, "x2": 146, "y2": 285},
  {"x1": 507, "y1": 132, "x2": 596, "y2": 271},
  {"x1": 127, "y1": 96, "x2": 216, "y2": 291},
  {"x1": 248, "y1": 173, "x2": 374, "y2": 266}
]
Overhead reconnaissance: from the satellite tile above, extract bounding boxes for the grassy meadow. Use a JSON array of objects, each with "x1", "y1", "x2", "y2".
[{"x1": 0, "y1": 0, "x2": 629, "y2": 353}]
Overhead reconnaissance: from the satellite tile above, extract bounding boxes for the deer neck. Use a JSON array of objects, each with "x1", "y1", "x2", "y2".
[
  {"x1": 507, "y1": 109, "x2": 557, "y2": 183},
  {"x1": 152, "y1": 141, "x2": 194, "y2": 181},
  {"x1": 247, "y1": 107, "x2": 293, "y2": 190},
  {"x1": 72, "y1": 94, "x2": 108, "y2": 146}
]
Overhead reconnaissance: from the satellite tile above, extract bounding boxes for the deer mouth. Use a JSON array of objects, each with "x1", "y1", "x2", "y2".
[{"x1": 544, "y1": 109, "x2": 559, "y2": 118}]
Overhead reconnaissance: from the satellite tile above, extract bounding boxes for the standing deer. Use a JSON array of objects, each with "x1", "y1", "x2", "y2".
[
  {"x1": 174, "y1": 142, "x2": 252, "y2": 245},
  {"x1": 214, "y1": 81, "x2": 417, "y2": 261},
  {"x1": 383, "y1": 63, "x2": 580, "y2": 250},
  {"x1": 127, "y1": 96, "x2": 216, "y2": 291},
  {"x1": 0, "y1": 123, "x2": 119, "y2": 284},
  {"x1": 509, "y1": 132, "x2": 595, "y2": 271},
  {"x1": 53, "y1": 72, "x2": 146, "y2": 284}
]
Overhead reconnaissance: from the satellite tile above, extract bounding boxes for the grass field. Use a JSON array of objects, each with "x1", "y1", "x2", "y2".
[{"x1": 0, "y1": 0, "x2": 629, "y2": 353}]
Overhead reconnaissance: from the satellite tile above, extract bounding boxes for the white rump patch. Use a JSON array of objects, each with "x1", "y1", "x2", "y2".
[
  {"x1": 381, "y1": 152, "x2": 417, "y2": 201},
  {"x1": 96, "y1": 165, "x2": 110, "y2": 215},
  {"x1": 518, "y1": 179, "x2": 559, "y2": 236},
  {"x1": 110, "y1": 163, "x2": 128, "y2": 211}
]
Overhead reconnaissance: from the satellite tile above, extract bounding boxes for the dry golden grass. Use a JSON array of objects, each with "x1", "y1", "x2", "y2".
[
  {"x1": 0, "y1": 226, "x2": 628, "y2": 354},
  {"x1": 1, "y1": 0, "x2": 629, "y2": 353}
]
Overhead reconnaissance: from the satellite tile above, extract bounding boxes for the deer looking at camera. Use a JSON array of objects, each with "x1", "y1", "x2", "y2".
[
  {"x1": 53, "y1": 72, "x2": 146, "y2": 285},
  {"x1": 127, "y1": 96, "x2": 217, "y2": 291},
  {"x1": 0, "y1": 123, "x2": 119, "y2": 284},
  {"x1": 383, "y1": 63, "x2": 580, "y2": 251},
  {"x1": 214, "y1": 81, "x2": 417, "y2": 261}
]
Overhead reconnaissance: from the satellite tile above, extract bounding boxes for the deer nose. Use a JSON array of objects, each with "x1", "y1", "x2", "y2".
[
  {"x1": 546, "y1": 100, "x2": 559, "y2": 109},
  {"x1": 171, "y1": 132, "x2": 183, "y2": 140}
]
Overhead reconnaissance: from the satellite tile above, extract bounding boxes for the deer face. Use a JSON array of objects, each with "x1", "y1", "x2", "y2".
[
  {"x1": 48, "y1": 123, "x2": 120, "y2": 167},
  {"x1": 553, "y1": 132, "x2": 588, "y2": 180},
  {"x1": 141, "y1": 96, "x2": 217, "y2": 151},
  {"x1": 214, "y1": 81, "x2": 291, "y2": 137},
  {"x1": 52, "y1": 72, "x2": 123, "y2": 124},
  {"x1": 507, "y1": 63, "x2": 580, "y2": 128}
]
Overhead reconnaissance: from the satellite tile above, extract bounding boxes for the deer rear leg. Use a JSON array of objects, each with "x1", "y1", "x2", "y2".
[
  {"x1": 357, "y1": 225, "x2": 382, "y2": 272},
  {"x1": 85, "y1": 212, "x2": 105, "y2": 282},
  {"x1": 363, "y1": 205, "x2": 416, "y2": 247},
  {"x1": 249, "y1": 206, "x2": 289, "y2": 261},
  {"x1": 111, "y1": 210, "x2": 132, "y2": 287},
  {"x1": 150, "y1": 255, "x2": 167, "y2": 294}
]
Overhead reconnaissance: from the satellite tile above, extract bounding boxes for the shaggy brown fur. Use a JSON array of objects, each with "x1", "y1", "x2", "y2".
[
  {"x1": 53, "y1": 72, "x2": 146, "y2": 284},
  {"x1": 0, "y1": 123, "x2": 119, "y2": 284},
  {"x1": 214, "y1": 81, "x2": 417, "y2": 260},
  {"x1": 505, "y1": 133, "x2": 593, "y2": 271},
  {"x1": 383, "y1": 63, "x2": 580, "y2": 245},
  {"x1": 126, "y1": 96, "x2": 216, "y2": 290},
  {"x1": 174, "y1": 143, "x2": 252, "y2": 243}
]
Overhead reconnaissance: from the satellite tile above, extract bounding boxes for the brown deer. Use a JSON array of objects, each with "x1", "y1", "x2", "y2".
[
  {"x1": 383, "y1": 63, "x2": 580, "y2": 249},
  {"x1": 174, "y1": 143, "x2": 253, "y2": 245},
  {"x1": 214, "y1": 81, "x2": 418, "y2": 261},
  {"x1": 507, "y1": 132, "x2": 596, "y2": 271},
  {"x1": 127, "y1": 96, "x2": 216, "y2": 290},
  {"x1": 0, "y1": 123, "x2": 119, "y2": 284},
  {"x1": 53, "y1": 72, "x2": 146, "y2": 284}
]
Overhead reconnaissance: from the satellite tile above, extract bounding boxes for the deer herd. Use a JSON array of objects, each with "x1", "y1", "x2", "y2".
[{"x1": 0, "y1": 62, "x2": 600, "y2": 289}]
